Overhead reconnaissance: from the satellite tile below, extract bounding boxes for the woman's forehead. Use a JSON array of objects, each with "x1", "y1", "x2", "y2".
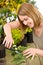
[{"x1": 19, "y1": 15, "x2": 28, "y2": 18}]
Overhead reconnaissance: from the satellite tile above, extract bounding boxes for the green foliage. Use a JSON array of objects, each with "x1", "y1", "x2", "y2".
[
  {"x1": 26, "y1": 0, "x2": 36, "y2": 5},
  {"x1": 0, "y1": 0, "x2": 3, "y2": 2},
  {"x1": 12, "y1": 28, "x2": 32, "y2": 46},
  {"x1": 11, "y1": 46, "x2": 26, "y2": 65},
  {"x1": 0, "y1": 7, "x2": 10, "y2": 15},
  {"x1": 0, "y1": 25, "x2": 4, "y2": 43},
  {"x1": 0, "y1": 0, "x2": 36, "y2": 25},
  {"x1": 17, "y1": 45, "x2": 27, "y2": 52},
  {"x1": 12, "y1": 29, "x2": 24, "y2": 45},
  {"x1": 11, "y1": 28, "x2": 32, "y2": 65},
  {"x1": 30, "y1": 0, "x2": 36, "y2": 5},
  {"x1": 25, "y1": 28, "x2": 32, "y2": 34},
  {"x1": 13, "y1": 53, "x2": 26, "y2": 65},
  {"x1": 0, "y1": 25, "x2": 3, "y2": 34},
  {"x1": 0, "y1": 7, "x2": 10, "y2": 25},
  {"x1": 11, "y1": 45, "x2": 31, "y2": 65},
  {"x1": 0, "y1": 7, "x2": 17, "y2": 25}
]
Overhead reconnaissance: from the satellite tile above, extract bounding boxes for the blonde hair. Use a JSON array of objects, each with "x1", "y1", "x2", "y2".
[{"x1": 18, "y1": 3, "x2": 43, "y2": 28}]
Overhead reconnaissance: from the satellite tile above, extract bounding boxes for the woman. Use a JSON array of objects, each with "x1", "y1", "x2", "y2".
[{"x1": 3, "y1": 3, "x2": 43, "y2": 59}]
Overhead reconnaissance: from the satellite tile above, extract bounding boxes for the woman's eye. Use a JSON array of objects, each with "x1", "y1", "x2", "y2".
[{"x1": 24, "y1": 18, "x2": 28, "y2": 21}]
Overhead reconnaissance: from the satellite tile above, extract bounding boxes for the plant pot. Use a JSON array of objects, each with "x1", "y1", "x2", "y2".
[
  {"x1": 0, "y1": 45, "x2": 6, "y2": 58},
  {"x1": 17, "y1": 36, "x2": 27, "y2": 46},
  {"x1": 0, "y1": 25, "x2": 6, "y2": 58},
  {"x1": 25, "y1": 32, "x2": 33, "y2": 43},
  {"x1": 20, "y1": 36, "x2": 27, "y2": 46}
]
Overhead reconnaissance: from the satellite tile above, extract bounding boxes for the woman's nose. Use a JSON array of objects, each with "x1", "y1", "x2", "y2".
[{"x1": 23, "y1": 21, "x2": 27, "y2": 25}]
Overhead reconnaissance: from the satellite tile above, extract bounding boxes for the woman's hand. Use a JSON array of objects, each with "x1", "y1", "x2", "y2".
[
  {"x1": 23, "y1": 48, "x2": 39, "y2": 60},
  {"x1": 2, "y1": 36, "x2": 14, "y2": 48}
]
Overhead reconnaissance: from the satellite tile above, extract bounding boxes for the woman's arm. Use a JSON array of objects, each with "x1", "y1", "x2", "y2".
[
  {"x1": 36, "y1": 49, "x2": 43, "y2": 57},
  {"x1": 4, "y1": 21, "x2": 21, "y2": 36},
  {"x1": 3, "y1": 21, "x2": 21, "y2": 48}
]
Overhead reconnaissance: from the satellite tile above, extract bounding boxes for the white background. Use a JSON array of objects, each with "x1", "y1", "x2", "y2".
[{"x1": 35, "y1": 0, "x2": 43, "y2": 15}]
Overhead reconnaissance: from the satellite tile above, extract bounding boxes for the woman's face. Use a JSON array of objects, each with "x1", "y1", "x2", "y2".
[{"x1": 19, "y1": 15, "x2": 34, "y2": 28}]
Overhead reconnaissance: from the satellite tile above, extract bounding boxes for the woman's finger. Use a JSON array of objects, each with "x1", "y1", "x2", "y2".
[
  {"x1": 2, "y1": 38, "x2": 6, "y2": 44},
  {"x1": 26, "y1": 54, "x2": 32, "y2": 58},
  {"x1": 23, "y1": 51, "x2": 31, "y2": 56},
  {"x1": 31, "y1": 55, "x2": 35, "y2": 60},
  {"x1": 5, "y1": 42, "x2": 8, "y2": 47},
  {"x1": 9, "y1": 42, "x2": 12, "y2": 48},
  {"x1": 23, "y1": 49, "x2": 30, "y2": 54}
]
